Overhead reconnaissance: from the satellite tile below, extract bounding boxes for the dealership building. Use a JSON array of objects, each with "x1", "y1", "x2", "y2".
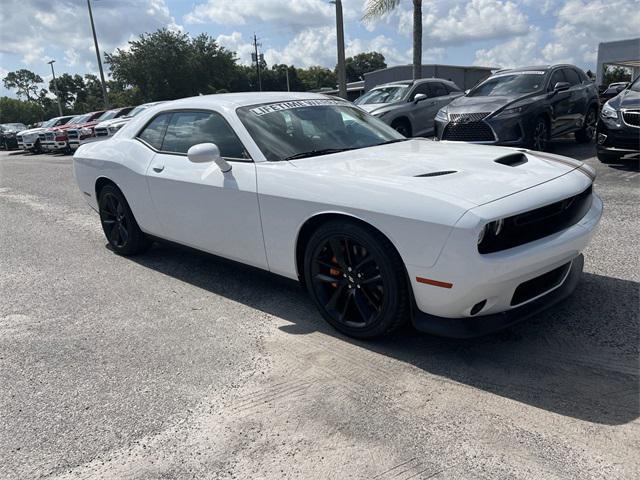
[{"x1": 596, "y1": 38, "x2": 640, "y2": 85}]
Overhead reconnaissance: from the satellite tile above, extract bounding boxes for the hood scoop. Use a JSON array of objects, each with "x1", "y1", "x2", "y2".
[
  {"x1": 494, "y1": 153, "x2": 528, "y2": 167},
  {"x1": 415, "y1": 170, "x2": 458, "y2": 177}
]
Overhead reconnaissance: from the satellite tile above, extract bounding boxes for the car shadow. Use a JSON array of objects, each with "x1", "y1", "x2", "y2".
[
  {"x1": 548, "y1": 138, "x2": 596, "y2": 160},
  {"x1": 125, "y1": 241, "x2": 639, "y2": 426}
]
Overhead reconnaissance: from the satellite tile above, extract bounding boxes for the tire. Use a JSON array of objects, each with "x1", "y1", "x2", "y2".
[
  {"x1": 575, "y1": 107, "x2": 597, "y2": 143},
  {"x1": 303, "y1": 220, "x2": 409, "y2": 339},
  {"x1": 527, "y1": 116, "x2": 550, "y2": 151},
  {"x1": 98, "y1": 184, "x2": 151, "y2": 256},
  {"x1": 597, "y1": 150, "x2": 621, "y2": 164},
  {"x1": 391, "y1": 119, "x2": 412, "y2": 138}
]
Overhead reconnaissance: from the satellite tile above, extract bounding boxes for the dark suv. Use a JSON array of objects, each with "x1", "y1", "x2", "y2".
[
  {"x1": 596, "y1": 76, "x2": 639, "y2": 163},
  {"x1": 434, "y1": 65, "x2": 599, "y2": 151}
]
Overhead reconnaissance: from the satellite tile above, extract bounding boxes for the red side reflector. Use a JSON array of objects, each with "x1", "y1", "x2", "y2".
[{"x1": 416, "y1": 277, "x2": 453, "y2": 289}]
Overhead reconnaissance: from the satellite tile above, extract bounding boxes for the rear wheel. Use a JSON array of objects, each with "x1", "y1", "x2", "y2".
[
  {"x1": 304, "y1": 220, "x2": 409, "y2": 339},
  {"x1": 98, "y1": 184, "x2": 151, "y2": 256},
  {"x1": 575, "y1": 107, "x2": 597, "y2": 143},
  {"x1": 391, "y1": 119, "x2": 412, "y2": 138}
]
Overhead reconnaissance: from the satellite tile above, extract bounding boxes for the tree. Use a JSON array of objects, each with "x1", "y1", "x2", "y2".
[
  {"x1": 106, "y1": 29, "x2": 238, "y2": 102},
  {"x1": 343, "y1": 52, "x2": 386, "y2": 82},
  {"x1": 363, "y1": 0, "x2": 422, "y2": 79},
  {"x1": 2, "y1": 69, "x2": 44, "y2": 101},
  {"x1": 48, "y1": 73, "x2": 85, "y2": 109},
  {"x1": 602, "y1": 65, "x2": 632, "y2": 87},
  {"x1": 298, "y1": 66, "x2": 337, "y2": 91},
  {"x1": 74, "y1": 74, "x2": 107, "y2": 113},
  {"x1": 0, "y1": 96, "x2": 48, "y2": 124}
]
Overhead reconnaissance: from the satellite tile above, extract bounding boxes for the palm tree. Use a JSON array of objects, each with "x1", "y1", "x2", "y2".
[{"x1": 363, "y1": 0, "x2": 422, "y2": 79}]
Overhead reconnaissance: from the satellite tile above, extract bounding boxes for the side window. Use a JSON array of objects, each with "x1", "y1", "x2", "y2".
[
  {"x1": 563, "y1": 68, "x2": 580, "y2": 86},
  {"x1": 428, "y1": 82, "x2": 448, "y2": 97},
  {"x1": 138, "y1": 113, "x2": 171, "y2": 150},
  {"x1": 548, "y1": 70, "x2": 566, "y2": 90},
  {"x1": 161, "y1": 111, "x2": 248, "y2": 159},
  {"x1": 410, "y1": 83, "x2": 430, "y2": 99}
]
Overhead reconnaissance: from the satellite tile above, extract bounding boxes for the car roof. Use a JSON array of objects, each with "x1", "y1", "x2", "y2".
[
  {"x1": 156, "y1": 92, "x2": 343, "y2": 110},
  {"x1": 372, "y1": 78, "x2": 453, "y2": 89}
]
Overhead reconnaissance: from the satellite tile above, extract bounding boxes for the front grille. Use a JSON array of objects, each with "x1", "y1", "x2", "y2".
[
  {"x1": 95, "y1": 128, "x2": 109, "y2": 137},
  {"x1": 45, "y1": 132, "x2": 54, "y2": 141},
  {"x1": 622, "y1": 110, "x2": 639, "y2": 128},
  {"x1": 511, "y1": 262, "x2": 571, "y2": 306},
  {"x1": 449, "y1": 112, "x2": 490, "y2": 122},
  {"x1": 67, "y1": 129, "x2": 79, "y2": 140},
  {"x1": 478, "y1": 185, "x2": 593, "y2": 254},
  {"x1": 443, "y1": 121, "x2": 495, "y2": 142},
  {"x1": 38, "y1": 133, "x2": 46, "y2": 141}
]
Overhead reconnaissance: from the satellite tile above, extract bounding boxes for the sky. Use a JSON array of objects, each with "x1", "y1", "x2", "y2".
[{"x1": 1, "y1": 0, "x2": 639, "y2": 97}]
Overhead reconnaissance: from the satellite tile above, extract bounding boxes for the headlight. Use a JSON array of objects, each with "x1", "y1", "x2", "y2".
[
  {"x1": 435, "y1": 107, "x2": 449, "y2": 121},
  {"x1": 601, "y1": 102, "x2": 618, "y2": 120},
  {"x1": 478, "y1": 218, "x2": 505, "y2": 245},
  {"x1": 496, "y1": 105, "x2": 527, "y2": 117},
  {"x1": 80, "y1": 127, "x2": 93, "y2": 136},
  {"x1": 108, "y1": 125, "x2": 123, "y2": 134}
]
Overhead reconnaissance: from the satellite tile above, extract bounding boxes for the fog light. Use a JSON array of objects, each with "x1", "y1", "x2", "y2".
[
  {"x1": 597, "y1": 133, "x2": 607, "y2": 145},
  {"x1": 470, "y1": 300, "x2": 487, "y2": 316}
]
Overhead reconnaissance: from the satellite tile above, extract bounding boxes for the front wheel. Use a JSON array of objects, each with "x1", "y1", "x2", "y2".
[
  {"x1": 391, "y1": 119, "x2": 412, "y2": 138},
  {"x1": 304, "y1": 220, "x2": 409, "y2": 339},
  {"x1": 575, "y1": 108, "x2": 597, "y2": 143},
  {"x1": 98, "y1": 184, "x2": 151, "y2": 256},
  {"x1": 528, "y1": 117, "x2": 550, "y2": 151}
]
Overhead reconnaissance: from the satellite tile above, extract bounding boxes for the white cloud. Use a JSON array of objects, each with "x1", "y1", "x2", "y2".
[
  {"x1": 185, "y1": 0, "x2": 333, "y2": 28},
  {"x1": 216, "y1": 32, "x2": 255, "y2": 65},
  {"x1": 474, "y1": 28, "x2": 543, "y2": 68},
  {"x1": 0, "y1": 0, "x2": 181, "y2": 72}
]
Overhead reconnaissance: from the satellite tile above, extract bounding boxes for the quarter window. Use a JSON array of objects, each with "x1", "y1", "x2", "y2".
[
  {"x1": 138, "y1": 113, "x2": 171, "y2": 150},
  {"x1": 161, "y1": 111, "x2": 248, "y2": 159}
]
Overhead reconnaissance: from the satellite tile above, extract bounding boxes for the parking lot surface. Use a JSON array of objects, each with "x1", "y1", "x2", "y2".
[{"x1": 1, "y1": 141, "x2": 638, "y2": 479}]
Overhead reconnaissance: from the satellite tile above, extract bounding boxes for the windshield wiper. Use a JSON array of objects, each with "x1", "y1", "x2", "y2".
[{"x1": 283, "y1": 147, "x2": 355, "y2": 160}]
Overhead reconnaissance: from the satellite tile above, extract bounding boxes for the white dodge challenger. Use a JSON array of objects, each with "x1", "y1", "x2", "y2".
[{"x1": 73, "y1": 92, "x2": 602, "y2": 339}]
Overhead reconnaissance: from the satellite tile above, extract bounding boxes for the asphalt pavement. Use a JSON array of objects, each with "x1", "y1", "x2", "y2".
[{"x1": 0, "y1": 140, "x2": 638, "y2": 479}]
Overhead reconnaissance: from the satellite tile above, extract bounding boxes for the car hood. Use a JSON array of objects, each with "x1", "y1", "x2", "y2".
[
  {"x1": 18, "y1": 127, "x2": 46, "y2": 136},
  {"x1": 610, "y1": 88, "x2": 640, "y2": 110},
  {"x1": 96, "y1": 117, "x2": 131, "y2": 128},
  {"x1": 446, "y1": 94, "x2": 524, "y2": 114},
  {"x1": 289, "y1": 139, "x2": 585, "y2": 207}
]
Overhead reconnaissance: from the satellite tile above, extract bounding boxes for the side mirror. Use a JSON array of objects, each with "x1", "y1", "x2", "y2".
[
  {"x1": 413, "y1": 93, "x2": 428, "y2": 103},
  {"x1": 187, "y1": 142, "x2": 232, "y2": 173},
  {"x1": 464, "y1": 89, "x2": 470, "y2": 95},
  {"x1": 554, "y1": 81, "x2": 570, "y2": 92}
]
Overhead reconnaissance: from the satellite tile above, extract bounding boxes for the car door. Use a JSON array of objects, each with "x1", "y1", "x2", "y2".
[
  {"x1": 547, "y1": 69, "x2": 572, "y2": 135},
  {"x1": 408, "y1": 82, "x2": 435, "y2": 136},
  {"x1": 143, "y1": 110, "x2": 268, "y2": 269},
  {"x1": 425, "y1": 82, "x2": 453, "y2": 135},
  {"x1": 563, "y1": 67, "x2": 589, "y2": 130}
]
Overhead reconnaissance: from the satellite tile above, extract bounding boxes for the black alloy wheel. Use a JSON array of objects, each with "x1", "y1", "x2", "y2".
[
  {"x1": 575, "y1": 108, "x2": 597, "y2": 143},
  {"x1": 530, "y1": 117, "x2": 549, "y2": 151},
  {"x1": 98, "y1": 185, "x2": 150, "y2": 256},
  {"x1": 304, "y1": 220, "x2": 408, "y2": 338},
  {"x1": 391, "y1": 119, "x2": 412, "y2": 138}
]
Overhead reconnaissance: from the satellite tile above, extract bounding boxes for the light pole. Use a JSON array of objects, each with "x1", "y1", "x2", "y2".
[
  {"x1": 47, "y1": 60, "x2": 64, "y2": 117},
  {"x1": 86, "y1": 0, "x2": 109, "y2": 108},
  {"x1": 332, "y1": 0, "x2": 347, "y2": 99}
]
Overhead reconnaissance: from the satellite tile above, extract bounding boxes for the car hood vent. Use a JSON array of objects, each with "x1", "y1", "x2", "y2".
[
  {"x1": 494, "y1": 153, "x2": 528, "y2": 167},
  {"x1": 415, "y1": 170, "x2": 458, "y2": 177}
]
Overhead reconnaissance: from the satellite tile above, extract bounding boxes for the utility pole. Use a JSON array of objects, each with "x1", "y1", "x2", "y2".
[
  {"x1": 252, "y1": 34, "x2": 262, "y2": 92},
  {"x1": 86, "y1": 0, "x2": 109, "y2": 108},
  {"x1": 285, "y1": 67, "x2": 290, "y2": 92},
  {"x1": 47, "y1": 60, "x2": 63, "y2": 116},
  {"x1": 333, "y1": 0, "x2": 347, "y2": 99}
]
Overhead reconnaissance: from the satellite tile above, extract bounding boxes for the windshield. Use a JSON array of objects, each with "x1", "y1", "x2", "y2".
[
  {"x1": 237, "y1": 99, "x2": 405, "y2": 161},
  {"x1": 469, "y1": 72, "x2": 546, "y2": 96},
  {"x1": 630, "y1": 77, "x2": 640, "y2": 92},
  {"x1": 41, "y1": 118, "x2": 60, "y2": 128},
  {"x1": 354, "y1": 85, "x2": 409, "y2": 105},
  {"x1": 97, "y1": 110, "x2": 118, "y2": 121},
  {"x1": 70, "y1": 114, "x2": 90, "y2": 125},
  {"x1": 125, "y1": 105, "x2": 148, "y2": 118}
]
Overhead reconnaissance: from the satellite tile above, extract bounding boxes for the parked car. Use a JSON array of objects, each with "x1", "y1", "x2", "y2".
[
  {"x1": 435, "y1": 65, "x2": 599, "y2": 151},
  {"x1": 0, "y1": 123, "x2": 27, "y2": 150},
  {"x1": 354, "y1": 79, "x2": 463, "y2": 137},
  {"x1": 67, "y1": 107, "x2": 131, "y2": 151},
  {"x1": 39, "y1": 113, "x2": 98, "y2": 154},
  {"x1": 596, "y1": 76, "x2": 640, "y2": 163},
  {"x1": 94, "y1": 102, "x2": 165, "y2": 140},
  {"x1": 17, "y1": 116, "x2": 75, "y2": 153},
  {"x1": 74, "y1": 92, "x2": 601, "y2": 339}
]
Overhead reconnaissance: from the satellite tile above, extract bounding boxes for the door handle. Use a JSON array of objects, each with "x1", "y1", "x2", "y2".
[{"x1": 152, "y1": 166, "x2": 164, "y2": 173}]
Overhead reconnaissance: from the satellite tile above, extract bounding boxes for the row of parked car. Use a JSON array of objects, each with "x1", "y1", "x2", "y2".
[
  {"x1": 354, "y1": 63, "x2": 639, "y2": 162},
  {"x1": 0, "y1": 101, "x2": 164, "y2": 155}
]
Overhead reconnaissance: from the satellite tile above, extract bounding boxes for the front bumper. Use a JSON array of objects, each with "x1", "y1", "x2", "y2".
[
  {"x1": 596, "y1": 116, "x2": 639, "y2": 156},
  {"x1": 413, "y1": 254, "x2": 583, "y2": 338},
  {"x1": 407, "y1": 172, "x2": 602, "y2": 337},
  {"x1": 435, "y1": 113, "x2": 528, "y2": 146}
]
